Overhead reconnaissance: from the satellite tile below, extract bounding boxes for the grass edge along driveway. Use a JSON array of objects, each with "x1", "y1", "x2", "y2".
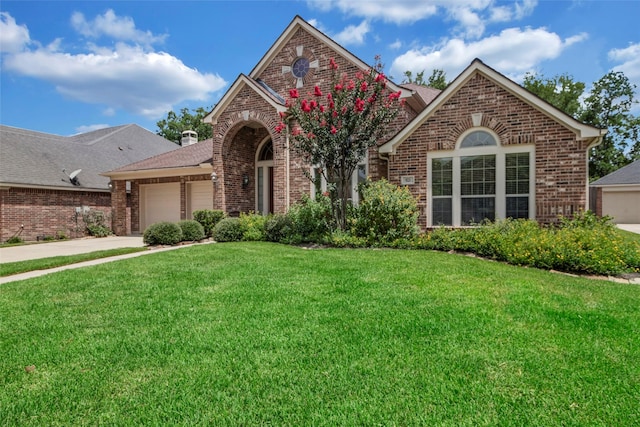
[{"x1": 1, "y1": 242, "x2": 638, "y2": 426}]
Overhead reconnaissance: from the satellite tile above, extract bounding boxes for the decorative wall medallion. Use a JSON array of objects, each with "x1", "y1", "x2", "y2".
[{"x1": 281, "y1": 44, "x2": 319, "y2": 88}]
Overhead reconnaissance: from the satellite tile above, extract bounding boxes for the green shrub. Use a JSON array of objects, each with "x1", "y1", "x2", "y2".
[
  {"x1": 351, "y1": 179, "x2": 419, "y2": 245},
  {"x1": 83, "y1": 210, "x2": 112, "y2": 237},
  {"x1": 288, "y1": 194, "x2": 334, "y2": 243},
  {"x1": 5, "y1": 236, "x2": 23, "y2": 244},
  {"x1": 193, "y1": 210, "x2": 226, "y2": 237},
  {"x1": 239, "y1": 213, "x2": 267, "y2": 241},
  {"x1": 212, "y1": 217, "x2": 243, "y2": 242},
  {"x1": 264, "y1": 214, "x2": 295, "y2": 243},
  {"x1": 418, "y1": 214, "x2": 639, "y2": 276},
  {"x1": 178, "y1": 220, "x2": 205, "y2": 241},
  {"x1": 143, "y1": 222, "x2": 183, "y2": 246}
]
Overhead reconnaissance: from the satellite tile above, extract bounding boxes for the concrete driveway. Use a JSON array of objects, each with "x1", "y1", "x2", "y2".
[
  {"x1": 0, "y1": 236, "x2": 145, "y2": 263},
  {"x1": 618, "y1": 224, "x2": 640, "y2": 234}
]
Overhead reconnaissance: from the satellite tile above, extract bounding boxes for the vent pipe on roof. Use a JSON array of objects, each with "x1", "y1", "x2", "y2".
[{"x1": 181, "y1": 130, "x2": 198, "y2": 146}]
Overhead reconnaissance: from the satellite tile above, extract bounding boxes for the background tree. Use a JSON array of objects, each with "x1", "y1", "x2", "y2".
[
  {"x1": 523, "y1": 72, "x2": 585, "y2": 118},
  {"x1": 579, "y1": 71, "x2": 640, "y2": 179},
  {"x1": 276, "y1": 57, "x2": 403, "y2": 230},
  {"x1": 403, "y1": 69, "x2": 448, "y2": 90},
  {"x1": 156, "y1": 106, "x2": 213, "y2": 145}
]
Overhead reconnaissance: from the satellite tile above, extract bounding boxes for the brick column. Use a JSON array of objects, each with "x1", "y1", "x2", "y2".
[{"x1": 111, "y1": 180, "x2": 128, "y2": 236}]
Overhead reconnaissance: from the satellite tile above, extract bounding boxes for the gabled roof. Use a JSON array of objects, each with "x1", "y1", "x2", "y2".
[
  {"x1": 250, "y1": 15, "x2": 410, "y2": 94},
  {"x1": 0, "y1": 124, "x2": 178, "y2": 191},
  {"x1": 591, "y1": 160, "x2": 640, "y2": 186},
  {"x1": 104, "y1": 139, "x2": 214, "y2": 179},
  {"x1": 203, "y1": 74, "x2": 287, "y2": 124},
  {"x1": 204, "y1": 16, "x2": 414, "y2": 125},
  {"x1": 380, "y1": 59, "x2": 607, "y2": 154}
]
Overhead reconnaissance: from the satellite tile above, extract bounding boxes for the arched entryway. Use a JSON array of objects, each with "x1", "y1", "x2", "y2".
[{"x1": 255, "y1": 137, "x2": 274, "y2": 214}]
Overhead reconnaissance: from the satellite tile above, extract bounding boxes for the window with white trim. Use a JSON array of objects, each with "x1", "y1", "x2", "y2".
[
  {"x1": 428, "y1": 130, "x2": 534, "y2": 226},
  {"x1": 311, "y1": 160, "x2": 367, "y2": 204}
]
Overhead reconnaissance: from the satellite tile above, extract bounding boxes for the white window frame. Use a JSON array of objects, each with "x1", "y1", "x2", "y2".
[
  {"x1": 427, "y1": 129, "x2": 535, "y2": 227},
  {"x1": 310, "y1": 157, "x2": 368, "y2": 205}
]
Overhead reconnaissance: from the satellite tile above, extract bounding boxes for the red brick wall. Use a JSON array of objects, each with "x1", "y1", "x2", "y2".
[
  {"x1": 212, "y1": 26, "x2": 417, "y2": 214},
  {"x1": 0, "y1": 187, "x2": 116, "y2": 242},
  {"x1": 388, "y1": 72, "x2": 589, "y2": 228}
]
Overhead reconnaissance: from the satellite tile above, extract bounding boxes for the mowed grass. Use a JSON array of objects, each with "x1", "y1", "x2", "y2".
[
  {"x1": 1, "y1": 242, "x2": 638, "y2": 426},
  {"x1": 0, "y1": 247, "x2": 147, "y2": 277}
]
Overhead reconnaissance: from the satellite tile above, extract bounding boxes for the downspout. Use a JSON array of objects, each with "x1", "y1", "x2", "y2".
[
  {"x1": 285, "y1": 124, "x2": 290, "y2": 209},
  {"x1": 585, "y1": 131, "x2": 606, "y2": 212}
]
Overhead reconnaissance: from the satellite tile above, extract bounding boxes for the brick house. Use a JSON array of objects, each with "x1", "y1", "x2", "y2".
[
  {"x1": 0, "y1": 124, "x2": 178, "y2": 241},
  {"x1": 107, "y1": 16, "x2": 605, "y2": 235}
]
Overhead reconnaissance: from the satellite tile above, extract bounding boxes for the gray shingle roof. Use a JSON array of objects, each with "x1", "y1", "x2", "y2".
[
  {"x1": 108, "y1": 139, "x2": 213, "y2": 173},
  {"x1": 400, "y1": 83, "x2": 442, "y2": 106},
  {"x1": 0, "y1": 124, "x2": 179, "y2": 190},
  {"x1": 591, "y1": 160, "x2": 640, "y2": 186}
]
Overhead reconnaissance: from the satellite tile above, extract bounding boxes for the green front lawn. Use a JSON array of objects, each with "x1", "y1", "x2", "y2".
[
  {"x1": 1, "y1": 242, "x2": 638, "y2": 425},
  {"x1": 0, "y1": 247, "x2": 147, "y2": 277}
]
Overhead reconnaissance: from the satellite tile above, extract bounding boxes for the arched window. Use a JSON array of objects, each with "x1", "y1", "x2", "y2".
[
  {"x1": 460, "y1": 130, "x2": 496, "y2": 148},
  {"x1": 428, "y1": 129, "x2": 534, "y2": 226},
  {"x1": 258, "y1": 139, "x2": 273, "y2": 161}
]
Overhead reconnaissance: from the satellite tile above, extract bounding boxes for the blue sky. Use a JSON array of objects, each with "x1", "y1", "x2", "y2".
[{"x1": 1, "y1": 1, "x2": 638, "y2": 136}]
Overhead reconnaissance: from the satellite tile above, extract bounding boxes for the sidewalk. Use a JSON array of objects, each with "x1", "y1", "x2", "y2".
[
  {"x1": 0, "y1": 237, "x2": 215, "y2": 284},
  {"x1": 0, "y1": 236, "x2": 145, "y2": 263}
]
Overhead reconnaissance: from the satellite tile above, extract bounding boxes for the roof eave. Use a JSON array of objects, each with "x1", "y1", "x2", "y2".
[
  {"x1": 102, "y1": 164, "x2": 213, "y2": 181},
  {"x1": 379, "y1": 59, "x2": 606, "y2": 154},
  {"x1": 203, "y1": 75, "x2": 286, "y2": 125}
]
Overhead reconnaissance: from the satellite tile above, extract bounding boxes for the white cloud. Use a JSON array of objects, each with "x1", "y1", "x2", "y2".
[
  {"x1": 71, "y1": 9, "x2": 167, "y2": 46},
  {"x1": 307, "y1": 0, "x2": 537, "y2": 36},
  {"x1": 75, "y1": 124, "x2": 110, "y2": 134},
  {"x1": 332, "y1": 20, "x2": 371, "y2": 46},
  {"x1": 389, "y1": 39, "x2": 403, "y2": 50},
  {"x1": 0, "y1": 12, "x2": 30, "y2": 53},
  {"x1": 609, "y1": 43, "x2": 640, "y2": 81},
  {"x1": 1, "y1": 11, "x2": 226, "y2": 119},
  {"x1": 391, "y1": 27, "x2": 587, "y2": 81}
]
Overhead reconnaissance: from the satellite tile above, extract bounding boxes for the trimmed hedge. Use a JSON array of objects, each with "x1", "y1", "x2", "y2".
[
  {"x1": 178, "y1": 220, "x2": 205, "y2": 241},
  {"x1": 193, "y1": 210, "x2": 226, "y2": 237},
  {"x1": 143, "y1": 222, "x2": 183, "y2": 246},
  {"x1": 212, "y1": 217, "x2": 243, "y2": 242}
]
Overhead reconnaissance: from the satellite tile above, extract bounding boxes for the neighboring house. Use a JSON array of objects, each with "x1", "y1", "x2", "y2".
[
  {"x1": 590, "y1": 160, "x2": 640, "y2": 223},
  {"x1": 106, "y1": 16, "x2": 605, "y2": 235},
  {"x1": 0, "y1": 124, "x2": 178, "y2": 241},
  {"x1": 103, "y1": 135, "x2": 214, "y2": 233}
]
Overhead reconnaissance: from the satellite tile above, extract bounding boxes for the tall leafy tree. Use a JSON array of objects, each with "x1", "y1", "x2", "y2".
[
  {"x1": 523, "y1": 72, "x2": 585, "y2": 118},
  {"x1": 276, "y1": 57, "x2": 403, "y2": 230},
  {"x1": 403, "y1": 69, "x2": 448, "y2": 90},
  {"x1": 580, "y1": 71, "x2": 640, "y2": 179},
  {"x1": 156, "y1": 106, "x2": 212, "y2": 145}
]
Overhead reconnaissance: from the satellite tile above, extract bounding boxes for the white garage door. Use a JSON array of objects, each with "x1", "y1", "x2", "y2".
[
  {"x1": 141, "y1": 183, "x2": 180, "y2": 230},
  {"x1": 187, "y1": 181, "x2": 214, "y2": 218},
  {"x1": 602, "y1": 190, "x2": 640, "y2": 223}
]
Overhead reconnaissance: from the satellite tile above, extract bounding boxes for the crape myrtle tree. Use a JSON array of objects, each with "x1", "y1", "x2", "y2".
[{"x1": 275, "y1": 56, "x2": 404, "y2": 230}]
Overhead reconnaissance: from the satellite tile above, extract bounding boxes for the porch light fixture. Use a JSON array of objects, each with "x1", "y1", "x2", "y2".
[
  {"x1": 242, "y1": 174, "x2": 249, "y2": 188},
  {"x1": 211, "y1": 172, "x2": 218, "y2": 183}
]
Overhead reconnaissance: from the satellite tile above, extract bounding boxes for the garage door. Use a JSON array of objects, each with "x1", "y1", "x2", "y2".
[
  {"x1": 141, "y1": 183, "x2": 180, "y2": 230},
  {"x1": 187, "y1": 181, "x2": 214, "y2": 218},
  {"x1": 602, "y1": 190, "x2": 640, "y2": 223}
]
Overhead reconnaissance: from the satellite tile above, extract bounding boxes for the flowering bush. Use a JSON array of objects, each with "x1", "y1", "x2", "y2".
[
  {"x1": 418, "y1": 213, "x2": 639, "y2": 275},
  {"x1": 276, "y1": 56, "x2": 404, "y2": 230}
]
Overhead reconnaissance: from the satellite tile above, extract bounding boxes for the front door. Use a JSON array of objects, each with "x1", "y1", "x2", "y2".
[{"x1": 256, "y1": 138, "x2": 274, "y2": 214}]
